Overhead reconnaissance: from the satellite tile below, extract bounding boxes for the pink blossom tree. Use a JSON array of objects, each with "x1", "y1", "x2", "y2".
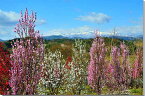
[
  {"x1": 9, "y1": 9, "x2": 44, "y2": 95},
  {"x1": 106, "y1": 42, "x2": 132, "y2": 94},
  {"x1": 132, "y1": 48, "x2": 143, "y2": 79},
  {"x1": 87, "y1": 31, "x2": 107, "y2": 95},
  {"x1": 131, "y1": 48, "x2": 143, "y2": 88}
]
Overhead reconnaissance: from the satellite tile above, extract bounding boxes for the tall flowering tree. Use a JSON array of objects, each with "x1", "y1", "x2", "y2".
[
  {"x1": 132, "y1": 48, "x2": 143, "y2": 79},
  {"x1": 106, "y1": 43, "x2": 132, "y2": 94},
  {"x1": 0, "y1": 43, "x2": 11, "y2": 95},
  {"x1": 37, "y1": 49, "x2": 65, "y2": 95},
  {"x1": 131, "y1": 48, "x2": 143, "y2": 88},
  {"x1": 120, "y1": 42, "x2": 131, "y2": 87},
  {"x1": 87, "y1": 31, "x2": 106, "y2": 95},
  {"x1": 64, "y1": 39, "x2": 88, "y2": 95},
  {"x1": 9, "y1": 9, "x2": 44, "y2": 95}
]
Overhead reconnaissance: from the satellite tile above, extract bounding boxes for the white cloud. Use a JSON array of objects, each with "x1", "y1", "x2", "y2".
[
  {"x1": 44, "y1": 24, "x2": 143, "y2": 38},
  {"x1": 0, "y1": 10, "x2": 19, "y2": 26},
  {"x1": 0, "y1": 9, "x2": 46, "y2": 27},
  {"x1": 36, "y1": 19, "x2": 46, "y2": 25},
  {"x1": 0, "y1": 26, "x2": 9, "y2": 35},
  {"x1": 0, "y1": 9, "x2": 46, "y2": 40},
  {"x1": 0, "y1": 26, "x2": 15, "y2": 40},
  {"x1": 76, "y1": 12, "x2": 111, "y2": 24},
  {"x1": 116, "y1": 25, "x2": 143, "y2": 36},
  {"x1": 102, "y1": 25, "x2": 143, "y2": 37}
]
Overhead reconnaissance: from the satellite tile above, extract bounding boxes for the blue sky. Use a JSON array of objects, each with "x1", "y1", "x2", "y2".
[{"x1": 0, "y1": 0, "x2": 143, "y2": 40}]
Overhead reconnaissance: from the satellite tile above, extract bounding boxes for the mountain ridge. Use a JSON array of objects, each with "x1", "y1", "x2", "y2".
[
  {"x1": 0, "y1": 35, "x2": 143, "y2": 41},
  {"x1": 42, "y1": 35, "x2": 143, "y2": 40}
]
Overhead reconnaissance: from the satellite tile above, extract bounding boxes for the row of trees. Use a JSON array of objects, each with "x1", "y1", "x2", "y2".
[
  {"x1": 0, "y1": 9, "x2": 143, "y2": 95},
  {"x1": 88, "y1": 33, "x2": 142, "y2": 94}
]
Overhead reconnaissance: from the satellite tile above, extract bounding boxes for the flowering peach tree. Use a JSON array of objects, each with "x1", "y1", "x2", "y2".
[
  {"x1": 131, "y1": 48, "x2": 143, "y2": 88},
  {"x1": 87, "y1": 33, "x2": 106, "y2": 95},
  {"x1": 9, "y1": 9, "x2": 44, "y2": 95},
  {"x1": 106, "y1": 43, "x2": 132, "y2": 94}
]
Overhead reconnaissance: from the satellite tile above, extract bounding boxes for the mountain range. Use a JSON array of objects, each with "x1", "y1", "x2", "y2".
[
  {"x1": 0, "y1": 35, "x2": 143, "y2": 41},
  {"x1": 0, "y1": 39, "x2": 4, "y2": 41},
  {"x1": 42, "y1": 35, "x2": 143, "y2": 40}
]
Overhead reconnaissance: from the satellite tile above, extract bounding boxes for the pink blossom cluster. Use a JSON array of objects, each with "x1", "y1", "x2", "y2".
[
  {"x1": 132, "y1": 48, "x2": 143, "y2": 79},
  {"x1": 9, "y1": 9, "x2": 44, "y2": 95},
  {"x1": 87, "y1": 31, "x2": 106, "y2": 94}
]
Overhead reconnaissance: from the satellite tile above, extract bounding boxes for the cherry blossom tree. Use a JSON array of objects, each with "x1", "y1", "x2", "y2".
[
  {"x1": 87, "y1": 31, "x2": 107, "y2": 95},
  {"x1": 9, "y1": 9, "x2": 44, "y2": 95}
]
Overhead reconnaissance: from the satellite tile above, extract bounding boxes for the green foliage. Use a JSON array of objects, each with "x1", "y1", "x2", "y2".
[
  {"x1": 130, "y1": 78, "x2": 143, "y2": 88},
  {"x1": 130, "y1": 88, "x2": 143, "y2": 95}
]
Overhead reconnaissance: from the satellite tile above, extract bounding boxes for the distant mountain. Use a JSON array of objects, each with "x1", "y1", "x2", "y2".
[
  {"x1": 66, "y1": 35, "x2": 87, "y2": 39},
  {"x1": 42, "y1": 35, "x2": 91, "y2": 40},
  {"x1": 42, "y1": 35, "x2": 68, "y2": 40},
  {"x1": 106, "y1": 36, "x2": 135, "y2": 40},
  {"x1": 136, "y1": 35, "x2": 143, "y2": 40},
  {"x1": 42, "y1": 34, "x2": 143, "y2": 41},
  {"x1": 1, "y1": 34, "x2": 143, "y2": 41},
  {"x1": 104, "y1": 35, "x2": 143, "y2": 40},
  {"x1": 0, "y1": 39, "x2": 3, "y2": 41}
]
